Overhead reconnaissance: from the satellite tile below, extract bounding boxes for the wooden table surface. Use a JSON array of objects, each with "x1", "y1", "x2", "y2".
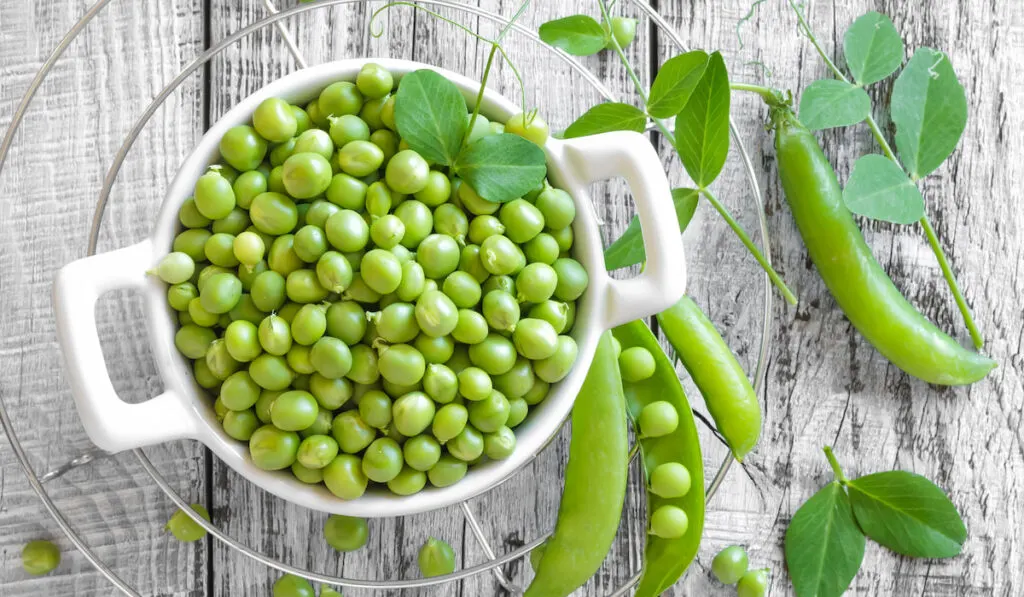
[{"x1": 1, "y1": 0, "x2": 1021, "y2": 595}]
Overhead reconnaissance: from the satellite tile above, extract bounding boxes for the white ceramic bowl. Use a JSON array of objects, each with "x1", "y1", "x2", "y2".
[{"x1": 53, "y1": 59, "x2": 686, "y2": 517}]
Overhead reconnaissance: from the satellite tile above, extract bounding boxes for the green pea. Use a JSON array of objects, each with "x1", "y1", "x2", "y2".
[
  {"x1": 272, "y1": 573, "x2": 315, "y2": 597},
  {"x1": 232, "y1": 231, "x2": 265, "y2": 269},
  {"x1": 172, "y1": 229, "x2": 211, "y2": 262},
  {"x1": 250, "y1": 192, "x2": 298, "y2": 236},
  {"x1": 305, "y1": 200, "x2": 340, "y2": 229},
  {"x1": 468, "y1": 333, "x2": 517, "y2": 376},
  {"x1": 505, "y1": 112, "x2": 549, "y2": 146},
  {"x1": 448, "y1": 425, "x2": 484, "y2": 461},
  {"x1": 528, "y1": 300, "x2": 570, "y2": 333},
  {"x1": 380, "y1": 95, "x2": 397, "y2": 130},
  {"x1": 385, "y1": 150, "x2": 430, "y2": 195},
  {"x1": 549, "y1": 225, "x2": 574, "y2": 252},
  {"x1": 164, "y1": 504, "x2": 210, "y2": 543},
  {"x1": 347, "y1": 344, "x2": 380, "y2": 385},
  {"x1": 412, "y1": 170, "x2": 451, "y2": 207},
  {"x1": 523, "y1": 232, "x2": 560, "y2": 265},
  {"x1": 325, "y1": 209, "x2": 369, "y2": 253},
  {"x1": 168, "y1": 282, "x2": 198, "y2": 312},
  {"x1": 414, "y1": 333, "x2": 454, "y2": 364},
  {"x1": 269, "y1": 390, "x2": 319, "y2": 431},
  {"x1": 373, "y1": 302, "x2": 419, "y2": 344},
  {"x1": 392, "y1": 391, "x2": 436, "y2": 436},
  {"x1": 551, "y1": 258, "x2": 589, "y2": 301},
  {"x1": 194, "y1": 359, "x2": 220, "y2": 389},
  {"x1": 277, "y1": 302, "x2": 302, "y2": 324},
  {"x1": 522, "y1": 379, "x2": 550, "y2": 405},
  {"x1": 308, "y1": 374, "x2": 352, "y2": 411},
  {"x1": 153, "y1": 252, "x2": 195, "y2": 285},
  {"x1": 415, "y1": 290, "x2": 458, "y2": 337},
  {"x1": 433, "y1": 202, "x2": 469, "y2": 242},
  {"x1": 258, "y1": 314, "x2": 292, "y2": 355},
  {"x1": 361, "y1": 248, "x2": 403, "y2": 294},
  {"x1": 220, "y1": 370, "x2": 261, "y2": 410},
  {"x1": 466, "y1": 113, "x2": 493, "y2": 144},
  {"x1": 337, "y1": 140, "x2": 384, "y2": 178},
  {"x1": 319, "y1": 81, "x2": 363, "y2": 117},
  {"x1": 458, "y1": 244, "x2": 490, "y2": 283},
  {"x1": 468, "y1": 390, "x2": 510, "y2": 433},
  {"x1": 650, "y1": 505, "x2": 688, "y2": 539},
  {"x1": 379, "y1": 344, "x2": 427, "y2": 386},
  {"x1": 482, "y1": 290, "x2": 520, "y2": 332},
  {"x1": 468, "y1": 215, "x2": 506, "y2": 246},
  {"x1": 499, "y1": 199, "x2": 545, "y2": 243},
  {"x1": 328, "y1": 114, "x2": 370, "y2": 148},
  {"x1": 179, "y1": 197, "x2": 211, "y2": 228},
  {"x1": 394, "y1": 200, "x2": 433, "y2": 249},
  {"x1": 506, "y1": 397, "x2": 528, "y2": 428},
  {"x1": 194, "y1": 171, "x2": 237, "y2": 220},
  {"x1": 223, "y1": 408, "x2": 260, "y2": 441},
  {"x1": 515, "y1": 263, "x2": 557, "y2": 303},
  {"x1": 313, "y1": 251, "x2": 352, "y2": 294},
  {"x1": 480, "y1": 235, "x2": 526, "y2": 276},
  {"x1": 387, "y1": 466, "x2": 427, "y2": 496},
  {"x1": 291, "y1": 304, "x2": 327, "y2": 345},
  {"x1": 417, "y1": 234, "x2": 461, "y2": 279},
  {"x1": 249, "y1": 354, "x2": 294, "y2": 391},
  {"x1": 356, "y1": 62, "x2": 394, "y2": 98},
  {"x1": 713, "y1": 546, "x2": 750, "y2": 585},
  {"x1": 369, "y1": 214, "x2": 405, "y2": 249},
  {"x1": 736, "y1": 569, "x2": 770, "y2": 597},
  {"x1": 513, "y1": 318, "x2": 559, "y2": 360},
  {"x1": 457, "y1": 367, "x2": 493, "y2": 402},
  {"x1": 458, "y1": 182, "x2": 499, "y2": 215},
  {"x1": 291, "y1": 461, "x2": 324, "y2": 484},
  {"x1": 199, "y1": 273, "x2": 242, "y2": 314},
  {"x1": 202, "y1": 233, "x2": 237, "y2": 268},
  {"x1": 370, "y1": 129, "x2": 399, "y2": 163},
  {"x1": 493, "y1": 357, "x2": 536, "y2": 398},
  {"x1": 286, "y1": 269, "x2": 329, "y2": 303},
  {"x1": 268, "y1": 165, "x2": 286, "y2": 193},
  {"x1": 270, "y1": 137, "x2": 297, "y2": 167},
  {"x1": 401, "y1": 434, "x2": 440, "y2": 471},
  {"x1": 483, "y1": 426, "x2": 516, "y2": 459},
  {"x1": 268, "y1": 235, "x2": 304, "y2": 276},
  {"x1": 619, "y1": 346, "x2": 656, "y2": 382},
  {"x1": 254, "y1": 97, "x2": 298, "y2": 143},
  {"x1": 533, "y1": 335, "x2": 578, "y2": 383},
  {"x1": 187, "y1": 296, "x2": 219, "y2": 327},
  {"x1": 452, "y1": 309, "x2": 488, "y2": 345},
  {"x1": 293, "y1": 128, "x2": 334, "y2": 159},
  {"x1": 290, "y1": 105, "x2": 311, "y2": 135},
  {"x1": 323, "y1": 454, "x2": 369, "y2": 500},
  {"x1": 249, "y1": 270, "x2": 285, "y2": 312},
  {"x1": 535, "y1": 187, "x2": 576, "y2": 230},
  {"x1": 323, "y1": 173, "x2": 367, "y2": 211},
  {"x1": 19, "y1": 540, "x2": 60, "y2": 576},
  {"x1": 291, "y1": 225, "x2": 327, "y2": 263},
  {"x1": 325, "y1": 301, "x2": 366, "y2": 345},
  {"x1": 638, "y1": 401, "x2": 678, "y2": 438},
  {"x1": 357, "y1": 390, "x2": 392, "y2": 429},
  {"x1": 323, "y1": 514, "x2": 368, "y2": 551},
  {"x1": 396, "y1": 261, "x2": 426, "y2": 302},
  {"x1": 307, "y1": 336, "x2": 352, "y2": 380},
  {"x1": 651, "y1": 462, "x2": 692, "y2": 499},
  {"x1": 361, "y1": 437, "x2": 403, "y2": 483},
  {"x1": 249, "y1": 425, "x2": 300, "y2": 470},
  {"x1": 296, "y1": 434, "x2": 339, "y2": 469},
  {"x1": 286, "y1": 344, "x2": 316, "y2": 375},
  {"x1": 219, "y1": 124, "x2": 267, "y2": 172},
  {"x1": 427, "y1": 454, "x2": 467, "y2": 487},
  {"x1": 423, "y1": 364, "x2": 458, "y2": 404},
  {"x1": 282, "y1": 152, "x2": 333, "y2": 199}
]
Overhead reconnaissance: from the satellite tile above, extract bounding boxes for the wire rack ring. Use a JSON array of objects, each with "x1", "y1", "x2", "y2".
[{"x1": 0, "y1": 0, "x2": 776, "y2": 595}]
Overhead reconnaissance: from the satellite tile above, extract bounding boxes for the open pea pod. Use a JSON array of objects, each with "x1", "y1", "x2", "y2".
[{"x1": 612, "y1": 320, "x2": 705, "y2": 597}]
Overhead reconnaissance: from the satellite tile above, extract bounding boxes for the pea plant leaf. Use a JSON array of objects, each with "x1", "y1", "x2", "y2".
[
  {"x1": 674, "y1": 51, "x2": 730, "y2": 188},
  {"x1": 563, "y1": 103, "x2": 648, "y2": 139},
  {"x1": 843, "y1": 154, "x2": 925, "y2": 224},
  {"x1": 393, "y1": 69, "x2": 467, "y2": 166},
  {"x1": 647, "y1": 51, "x2": 710, "y2": 118},
  {"x1": 847, "y1": 471, "x2": 967, "y2": 559},
  {"x1": 891, "y1": 47, "x2": 968, "y2": 179},
  {"x1": 538, "y1": 15, "x2": 609, "y2": 57},
  {"x1": 843, "y1": 11, "x2": 905, "y2": 86},
  {"x1": 454, "y1": 134, "x2": 547, "y2": 203},
  {"x1": 604, "y1": 188, "x2": 699, "y2": 271},
  {"x1": 785, "y1": 482, "x2": 865, "y2": 597},
  {"x1": 798, "y1": 79, "x2": 872, "y2": 130}
]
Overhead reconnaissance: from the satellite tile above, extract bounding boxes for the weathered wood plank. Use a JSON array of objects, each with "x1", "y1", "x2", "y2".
[{"x1": 0, "y1": 0, "x2": 209, "y2": 596}]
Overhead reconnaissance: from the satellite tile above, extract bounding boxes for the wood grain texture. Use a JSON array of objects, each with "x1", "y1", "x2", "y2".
[{"x1": 1, "y1": 0, "x2": 1022, "y2": 595}]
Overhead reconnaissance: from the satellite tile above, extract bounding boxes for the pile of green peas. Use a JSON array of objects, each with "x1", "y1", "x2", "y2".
[{"x1": 162, "y1": 63, "x2": 588, "y2": 499}]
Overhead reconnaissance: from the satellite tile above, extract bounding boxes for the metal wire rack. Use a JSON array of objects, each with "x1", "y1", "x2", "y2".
[{"x1": 0, "y1": 0, "x2": 775, "y2": 594}]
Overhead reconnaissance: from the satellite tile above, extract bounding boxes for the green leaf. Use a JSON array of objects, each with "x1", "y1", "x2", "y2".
[
  {"x1": 604, "y1": 188, "x2": 699, "y2": 271},
  {"x1": 538, "y1": 15, "x2": 608, "y2": 57},
  {"x1": 454, "y1": 134, "x2": 547, "y2": 203},
  {"x1": 798, "y1": 79, "x2": 872, "y2": 130},
  {"x1": 891, "y1": 48, "x2": 968, "y2": 179},
  {"x1": 647, "y1": 51, "x2": 710, "y2": 118},
  {"x1": 847, "y1": 471, "x2": 967, "y2": 558},
  {"x1": 563, "y1": 103, "x2": 647, "y2": 139},
  {"x1": 393, "y1": 69, "x2": 467, "y2": 166},
  {"x1": 674, "y1": 52, "x2": 730, "y2": 189},
  {"x1": 843, "y1": 154, "x2": 924, "y2": 224},
  {"x1": 843, "y1": 11, "x2": 905, "y2": 86},
  {"x1": 785, "y1": 482, "x2": 865, "y2": 597}
]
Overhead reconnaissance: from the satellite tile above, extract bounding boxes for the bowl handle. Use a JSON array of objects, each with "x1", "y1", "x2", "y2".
[
  {"x1": 559, "y1": 131, "x2": 687, "y2": 328},
  {"x1": 53, "y1": 240, "x2": 197, "y2": 452}
]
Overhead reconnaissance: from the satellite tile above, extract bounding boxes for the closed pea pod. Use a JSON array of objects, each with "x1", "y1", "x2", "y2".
[
  {"x1": 770, "y1": 106, "x2": 994, "y2": 385},
  {"x1": 657, "y1": 296, "x2": 761, "y2": 460},
  {"x1": 612, "y1": 321, "x2": 705, "y2": 597},
  {"x1": 524, "y1": 332, "x2": 627, "y2": 597}
]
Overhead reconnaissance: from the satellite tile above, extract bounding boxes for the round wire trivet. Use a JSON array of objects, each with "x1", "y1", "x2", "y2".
[{"x1": 0, "y1": 0, "x2": 776, "y2": 594}]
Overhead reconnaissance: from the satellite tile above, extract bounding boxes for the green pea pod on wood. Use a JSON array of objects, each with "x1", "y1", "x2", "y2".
[
  {"x1": 524, "y1": 331, "x2": 629, "y2": 597},
  {"x1": 769, "y1": 106, "x2": 996, "y2": 386},
  {"x1": 613, "y1": 321, "x2": 705, "y2": 597},
  {"x1": 657, "y1": 296, "x2": 761, "y2": 461}
]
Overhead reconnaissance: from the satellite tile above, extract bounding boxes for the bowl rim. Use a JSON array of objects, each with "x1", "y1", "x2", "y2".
[{"x1": 145, "y1": 58, "x2": 610, "y2": 517}]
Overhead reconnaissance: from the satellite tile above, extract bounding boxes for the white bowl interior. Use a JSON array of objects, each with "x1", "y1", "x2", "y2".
[{"x1": 146, "y1": 59, "x2": 609, "y2": 517}]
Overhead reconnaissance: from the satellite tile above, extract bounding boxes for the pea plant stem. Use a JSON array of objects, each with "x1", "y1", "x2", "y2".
[
  {"x1": 599, "y1": 0, "x2": 796, "y2": 305},
  {"x1": 786, "y1": 0, "x2": 983, "y2": 348},
  {"x1": 703, "y1": 190, "x2": 798, "y2": 306},
  {"x1": 823, "y1": 446, "x2": 847, "y2": 484}
]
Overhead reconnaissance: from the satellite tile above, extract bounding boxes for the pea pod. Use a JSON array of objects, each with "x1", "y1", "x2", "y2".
[
  {"x1": 657, "y1": 296, "x2": 760, "y2": 461},
  {"x1": 613, "y1": 320, "x2": 705, "y2": 597},
  {"x1": 524, "y1": 332, "x2": 628, "y2": 597},
  {"x1": 771, "y1": 107, "x2": 995, "y2": 385}
]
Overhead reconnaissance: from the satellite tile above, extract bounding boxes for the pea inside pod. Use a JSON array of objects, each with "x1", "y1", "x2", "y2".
[{"x1": 612, "y1": 320, "x2": 705, "y2": 597}]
